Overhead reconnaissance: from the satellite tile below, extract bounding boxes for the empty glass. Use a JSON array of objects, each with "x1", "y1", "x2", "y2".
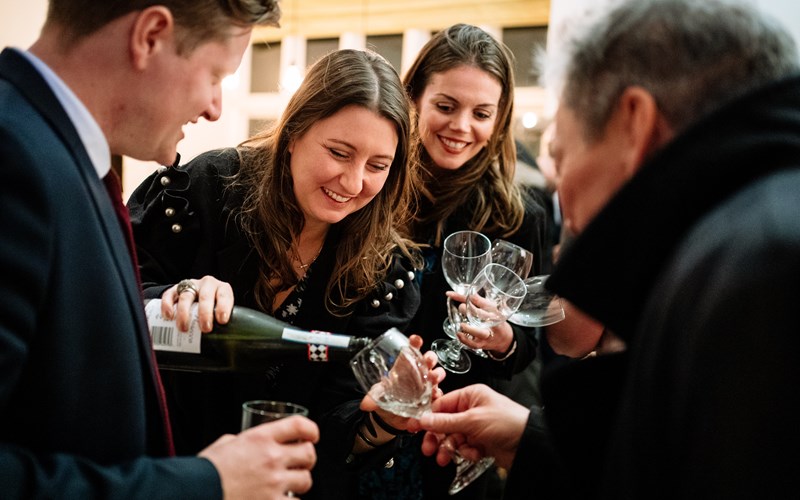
[
  {"x1": 241, "y1": 400, "x2": 309, "y2": 429},
  {"x1": 350, "y1": 328, "x2": 495, "y2": 495},
  {"x1": 507, "y1": 275, "x2": 566, "y2": 327},
  {"x1": 433, "y1": 231, "x2": 492, "y2": 371},
  {"x1": 436, "y1": 264, "x2": 526, "y2": 374}
]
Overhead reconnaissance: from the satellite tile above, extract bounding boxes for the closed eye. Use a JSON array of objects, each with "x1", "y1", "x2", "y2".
[
  {"x1": 368, "y1": 162, "x2": 390, "y2": 172},
  {"x1": 329, "y1": 148, "x2": 349, "y2": 160}
]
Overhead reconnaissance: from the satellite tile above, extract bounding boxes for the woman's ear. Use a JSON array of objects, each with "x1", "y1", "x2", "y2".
[{"x1": 129, "y1": 6, "x2": 175, "y2": 70}]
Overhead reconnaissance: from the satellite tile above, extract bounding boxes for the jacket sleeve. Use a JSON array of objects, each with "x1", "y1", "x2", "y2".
[
  {"x1": 504, "y1": 405, "x2": 574, "y2": 500},
  {"x1": 128, "y1": 149, "x2": 238, "y2": 299},
  {"x1": 1, "y1": 448, "x2": 222, "y2": 500}
]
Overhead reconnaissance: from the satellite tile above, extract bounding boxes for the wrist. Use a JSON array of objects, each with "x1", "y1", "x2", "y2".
[
  {"x1": 370, "y1": 411, "x2": 411, "y2": 437},
  {"x1": 488, "y1": 339, "x2": 517, "y2": 361},
  {"x1": 352, "y1": 412, "x2": 397, "y2": 454}
]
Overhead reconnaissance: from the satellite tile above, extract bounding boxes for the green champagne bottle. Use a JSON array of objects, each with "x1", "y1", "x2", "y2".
[{"x1": 145, "y1": 299, "x2": 370, "y2": 373}]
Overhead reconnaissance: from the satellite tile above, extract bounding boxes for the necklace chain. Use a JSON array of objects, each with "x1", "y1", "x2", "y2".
[{"x1": 293, "y1": 243, "x2": 323, "y2": 270}]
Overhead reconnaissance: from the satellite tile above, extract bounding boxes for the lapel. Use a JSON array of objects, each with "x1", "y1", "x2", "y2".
[{"x1": 0, "y1": 48, "x2": 156, "y2": 382}]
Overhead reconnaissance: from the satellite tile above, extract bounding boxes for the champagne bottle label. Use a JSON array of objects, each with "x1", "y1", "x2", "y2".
[
  {"x1": 146, "y1": 300, "x2": 202, "y2": 353},
  {"x1": 145, "y1": 299, "x2": 357, "y2": 360}
]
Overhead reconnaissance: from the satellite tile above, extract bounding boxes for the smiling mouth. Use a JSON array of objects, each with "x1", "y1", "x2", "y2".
[
  {"x1": 322, "y1": 187, "x2": 352, "y2": 203},
  {"x1": 439, "y1": 136, "x2": 469, "y2": 152}
]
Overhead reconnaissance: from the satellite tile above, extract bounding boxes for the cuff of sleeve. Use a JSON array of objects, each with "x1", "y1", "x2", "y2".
[
  {"x1": 505, "y1": 406, "x2": 573, "y2": 500},
  {"x1": 487, "y1": 339, "x2": 517, "y2": 361}
]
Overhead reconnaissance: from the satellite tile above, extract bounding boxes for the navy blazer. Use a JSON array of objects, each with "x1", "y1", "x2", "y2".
[{"x1": 0, "y1": 48, "x2": 220, "y2": 498}]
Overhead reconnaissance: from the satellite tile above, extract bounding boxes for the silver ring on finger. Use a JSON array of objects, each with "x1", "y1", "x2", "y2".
[{"x1": 176, "y1": 279, "x2": 198, "y2": 300}]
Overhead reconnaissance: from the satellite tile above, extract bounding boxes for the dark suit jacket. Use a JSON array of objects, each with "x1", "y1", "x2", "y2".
[{"x1": 0, "y1": 48, "x2": 220, "y2": 498}]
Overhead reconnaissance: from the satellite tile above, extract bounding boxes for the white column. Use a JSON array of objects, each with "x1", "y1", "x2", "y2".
[
  {"x1": 401, "y1": 29, "x2": 431, "y2": 78},
  {"x1": 340, "y1": 32, "x2": 367, "y2": 50},
  {"x1": 280, "y1": 34, "x2": 306, "y2": 94}
]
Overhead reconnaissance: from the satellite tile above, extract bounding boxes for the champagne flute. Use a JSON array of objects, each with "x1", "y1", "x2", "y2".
[
  {"x1": 507, "y1": 275, "x2": 566, "y2": 327},
  {"x1": 490, "y1": 239, "x2": 533, "y2": 279},
  {"x1": 351, "y1": 328, "x2": 495, "y2": 495},
  {"x1": 439, "y1": 264, "x2": 526, "y2": 373},
  {"x1": 433, "y1": 231, "x2": 492, "y2": 373}
]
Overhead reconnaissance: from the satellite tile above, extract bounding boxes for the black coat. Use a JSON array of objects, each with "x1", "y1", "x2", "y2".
[
  {"x1": 128, "y1": 148, "x2": 421, "y2": 499},
  {"x1": 507, "y1": 75, "x2": 800, "y2": 499},
  {"x1": 0, "y1": 48, "x2": 219, "y2": 498}
]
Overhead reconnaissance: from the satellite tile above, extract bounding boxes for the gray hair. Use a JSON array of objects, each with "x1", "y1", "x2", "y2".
[{"x1": 544, "y1": 0, "x2": 800, "y2": 141}]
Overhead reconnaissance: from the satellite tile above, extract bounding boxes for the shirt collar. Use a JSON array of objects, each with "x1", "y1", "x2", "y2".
[{"x1": 17, "y1": 48, "x2": 111, "y2": 179}]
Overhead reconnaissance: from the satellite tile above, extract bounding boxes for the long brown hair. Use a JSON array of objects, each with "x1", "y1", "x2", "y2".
[
  {"x1": 404, "y1": 23, "x2": 524, "y2": 245},
  {"x1": 232, "y1": 49, "x2": 421, "y2": 314}
]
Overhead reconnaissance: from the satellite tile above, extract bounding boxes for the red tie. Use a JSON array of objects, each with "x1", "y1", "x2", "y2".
[{"x1": 103, "y1": 170, "x2": 176, "y2": 456}]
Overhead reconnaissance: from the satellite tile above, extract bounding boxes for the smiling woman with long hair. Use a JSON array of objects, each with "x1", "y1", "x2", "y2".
[{"x1": 129, "y1": 48, "x2": 425, "y2": 499}]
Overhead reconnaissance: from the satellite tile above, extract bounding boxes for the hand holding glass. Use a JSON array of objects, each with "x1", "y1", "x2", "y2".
[
  {"x1": 351, "y1": 328, "x2": 494, "y2": 495},
  {"x1": 241, "y1": 400, "x2": 311, "y2": 497},
  {"x1": 437, "y1": 264, "x2": 526, "y2": 374},
  {"x1": 434, "y1": 231, "x2": 492, "y2": 370}
]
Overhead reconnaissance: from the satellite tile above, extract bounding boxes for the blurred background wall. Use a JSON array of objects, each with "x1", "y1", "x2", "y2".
[{"x1": 2, "y1": 0, "x2": 798, "y2": 199}]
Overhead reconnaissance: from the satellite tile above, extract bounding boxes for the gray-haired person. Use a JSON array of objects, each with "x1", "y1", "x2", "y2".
[{"x1": 412, "y1": 1, "x2": 800, "y2": 498}]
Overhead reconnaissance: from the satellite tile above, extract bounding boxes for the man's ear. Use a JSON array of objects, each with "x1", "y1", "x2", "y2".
[
  {"x1": 615, "y1": 86, "x2": 672, "y2": 176},
  {"x1": 129, "y1": 6, "x2": 175, "y2": 70}
]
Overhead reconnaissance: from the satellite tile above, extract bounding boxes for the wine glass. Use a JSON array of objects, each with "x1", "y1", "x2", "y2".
[
  {"x1": 433, "y1": 231, "x2": 492, "y2": 371},
  {"x1": 241, "y1": 400, "x2": 310, "y2": 498},
  {"x1": 507, "y1": 275, "x2": 566, "y2": 327},
  {"x1": 490, "y1": 239, "x2": 533, "y2": 279},
  {"x1": 455, "y1": 239, "x2": 532, "y2": 359},
  {"x1": 241, "y1": 400, "x2": 309, "y2": 429},
  {"x1": 437, "y1": 264, "x2": 527, "y2": 373},
  {"x1": 350, "y1": 328, "x2": 495, "y2": 495}
]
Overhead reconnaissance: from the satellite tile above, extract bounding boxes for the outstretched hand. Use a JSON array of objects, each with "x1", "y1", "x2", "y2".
[
  {"x1": 411, "y1": 383, "x2": 529, "y2": 469},
  {"x1": 359, "y1": 334, "x2": 446, "y2": 433}
]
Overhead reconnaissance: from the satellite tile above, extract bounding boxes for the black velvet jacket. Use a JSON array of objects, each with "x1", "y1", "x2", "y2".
[
  {"x1": 507, "y1": 75, "x2": 800, "y2": 499},
  {"x1": 129, "y1": 148, "x2": 421, "y2": 499}
]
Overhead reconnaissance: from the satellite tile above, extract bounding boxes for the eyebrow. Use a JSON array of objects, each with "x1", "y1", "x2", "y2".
[
  {"x1": 328, "y1": 139, "x2": 395, "y2": 161},
  {"x1": 432, "y1": 92, "x2": 498, "y2": 109}
]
